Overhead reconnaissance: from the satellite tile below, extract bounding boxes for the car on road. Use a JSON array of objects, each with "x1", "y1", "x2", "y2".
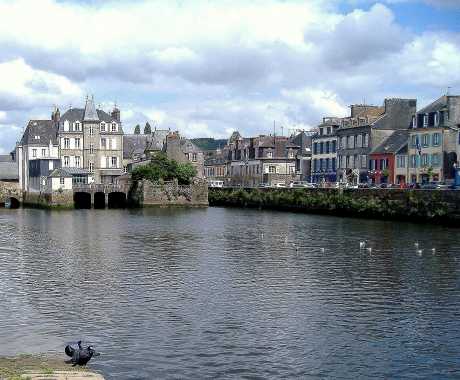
[
  {"x1": 289, "y1": 181, "x2": 316, "y2": 188},
  {"x1": 272, "y1": 182, "x2": 287, "y2": 188}
]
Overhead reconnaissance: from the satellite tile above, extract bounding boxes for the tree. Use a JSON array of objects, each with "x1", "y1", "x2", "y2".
[
  {"x1": 131, "y1": 153, "x2": 197, "y2": 185},
  {"x1": 134, "y1": 124, "x2": 141, "y2": 134},
  {"x1": 144, "y1": 122, "x2": 152, "y2": 134}
]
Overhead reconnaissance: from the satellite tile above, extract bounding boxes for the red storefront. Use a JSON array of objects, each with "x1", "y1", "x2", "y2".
[{"x1": 369, "y1": 153, "x2": 395, "y2": 184}]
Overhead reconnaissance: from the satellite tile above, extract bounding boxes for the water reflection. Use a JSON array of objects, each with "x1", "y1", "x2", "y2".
[{"x1": 0, "y1": 207, "x2": 459, "y2": 379}]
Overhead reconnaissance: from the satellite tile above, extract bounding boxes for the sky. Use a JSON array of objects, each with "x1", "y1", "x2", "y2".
[{"x1": 0, "y1": 0, "x2": 459, "y2": 153}]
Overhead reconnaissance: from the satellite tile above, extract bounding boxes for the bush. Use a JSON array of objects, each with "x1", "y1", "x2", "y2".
[{"x1": 131, "y1": 153, "x2": 197, "y2": 185}]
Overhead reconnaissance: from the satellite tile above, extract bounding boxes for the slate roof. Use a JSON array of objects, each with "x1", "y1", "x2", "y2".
[
  {"x1": 48, "y1": 168, "x2": 72, "y2": 178},
  {"x1": 59, "y1": 108, "x2": 116, "y2": 129},
  {"x1": 0, "y1": 161, "x2": 18, "y2": 180},
  {"x1": 83, "y1": 96, "x2": 99, "y2": 121},
  {"x1": 123, "y1": 133, "x2": 167, "y2": 159},
  {"x1": 20, "y1": 120, "x2": 58, "y2": 145},
  {"x1": 371, "y1": 130, "x2": 409, "y2": 155},
  {"x1": 416, "y1": 95, "x2": 460, "y2": 114}
]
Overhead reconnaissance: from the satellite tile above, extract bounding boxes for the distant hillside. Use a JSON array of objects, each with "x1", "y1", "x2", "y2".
[{"x1": 191, "y1": 138, "x2": 227, "y2": 151}]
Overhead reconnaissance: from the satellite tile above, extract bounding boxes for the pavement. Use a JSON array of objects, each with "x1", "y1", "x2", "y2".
[{"x1": 21, "y1": 371, "x2": 104, "y2": 379}]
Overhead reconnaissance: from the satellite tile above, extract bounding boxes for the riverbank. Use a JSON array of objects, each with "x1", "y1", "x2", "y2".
[
  {"x1": 0, "y1": 355, "x2": 103, "y2": 380},
  {"x1": 209, "y1": 187, "x2": 460, "y2": 225}
]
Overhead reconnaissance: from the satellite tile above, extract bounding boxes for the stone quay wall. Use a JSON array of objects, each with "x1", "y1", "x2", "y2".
[
  {"x1": 131, "y1": 180, "x2": 208, "y2": 207},
  {"x1": 23, "y1": 190, "x2": 74, "y2": 209},
  {"x1": 0, "y1": 181, "x2": 22, "y2": 203},
  {"x1": 209, "y1": 187, "x2": 460, "y2": 225}
]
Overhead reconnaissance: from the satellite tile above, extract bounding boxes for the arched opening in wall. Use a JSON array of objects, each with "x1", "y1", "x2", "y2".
[
  {"x1": 94, "y1": 192, "x2": 106, "y2": 209},
  {"x1": 74, "y1": 192, "x2": 91, "y2": 209},
  {"x1": 108, "y1": 192, "x2": 126, "y2": 209},
  {"x1": 2, "y1": 197, "x2": 20, "y2": 208}
]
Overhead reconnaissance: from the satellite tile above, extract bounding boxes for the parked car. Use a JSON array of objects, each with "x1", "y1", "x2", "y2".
[
  {"x1": 289, "y1": 181, "x2": 316, "y2": 188},
  {"x1": 421, "y1": 182, "x2": 449, "y2": 190},
  {"x1": 272, "y1": 182, "x2": 286, "y2": 188},
  {"x1": 258, "y1": 183, "x2": 270, "y2": 188}
]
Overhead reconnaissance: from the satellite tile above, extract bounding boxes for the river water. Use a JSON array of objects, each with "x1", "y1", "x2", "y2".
[{"x1": 0, "y1": 207, "x2": 459, "y2": 379}]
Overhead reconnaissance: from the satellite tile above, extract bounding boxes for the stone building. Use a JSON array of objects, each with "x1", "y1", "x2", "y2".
[
  {"x1": 164, "y1": 132, "x2": 205, "y2": 178},
  {"x1": 57, "y1": 96, "x2": 124, "y2": 184},
  {"x1": 407, "y1": 95, "x2": 460, "y2": 183},
  {"x1": 123, "y1": 129, "x2": 169, "y2": 171},
  {"x1": 336, "y1": 99, "x2": 416, "y2": 184},
  {"x1": 311, "y1": 117, "x2": 340, "y2": 183},
  {"x1": 222, "y1": 131, "x2": 311, "y2": 187}
]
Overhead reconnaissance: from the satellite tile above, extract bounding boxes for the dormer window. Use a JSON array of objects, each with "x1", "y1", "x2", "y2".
[
  {"x1": 423, "y1": 114, "x2": 428, "y2": 127},
  {"x1": 100, "y1": 122, "x2": 106, "y2": 132},
  {"x1": 74, "y1": 122, "x2": 81, "y2": 131},
  {"x1": 111, "y1": 123, "x2": 117, "y2": 132},
  {"x1": 63, "y1": 120, "x2": 69, "y2": 132},
  {"x1": 267, "y1": 151, "x2": 273, "y2": 158},
  {"x1": 434, "y1": 112, "x2": 438, "y2": 126},
  {"x1": 34, "y1": 135, "x2": 40, "y2": 140}
]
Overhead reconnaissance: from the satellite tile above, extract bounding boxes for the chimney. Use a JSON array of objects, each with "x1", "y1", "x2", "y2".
[{"x1": 111, "y1": 106, "x2": 121, "y2": 123}]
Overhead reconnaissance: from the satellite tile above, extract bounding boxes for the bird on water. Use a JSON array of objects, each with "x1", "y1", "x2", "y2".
[{"x1": 65, "y1": 340, "x2": 100, "y2": 366}]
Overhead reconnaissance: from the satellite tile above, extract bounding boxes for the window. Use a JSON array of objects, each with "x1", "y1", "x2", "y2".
[
  {"x1": 320, "y1": 142, "x2": 324, "y2": 154},
  {"x1": 89, "y1": 162, "x2": 94, "y2": 172},
  {"x1": 411, "y1": 135, "x2": 417, "y2": 148},
  {"x1": 421, "y1": 153, "x2": 429, "y2": 167},
  {"x1": 313, "y1": 143, "x2": 318, "y2": 155},
  {"x1": 434, "y1": 112, "x2": 438, "y2": 126},
  {"x1": 412, "y1": 115, "x2": 416, "y2": 128},
  {"x1": 423, "y1": 114, "x2": 428, "y2": 127},
  {"x1": 269, "y1": 165, "x2": 276, "y2": 173},
  {"x1": 327, "y1": 127, "x2": 331, "y2": 135},
  {"x1": 41, "y1": 148, "x2": 46, "y2": 156},
  {"x1": 422, "y1": 134, "x2": 430, "y2": 147},
  {"x1": 89, "y1": 125, "x2": 94, "y2": 136},
  {"x1": 288, "y1": 151, "x2": 294, "y2": 158},
  {"x1": 341, "y1": 137, "x2": 346, "y2": 149},
  {"x1": 338, "y1": 156, "x2": 342, "y2": 169},
  {"x1": 100, "y1": 122, "x2": 106, "y2": 132},
  {"x1": 75, "y1": 138, "x2": 81, "y2": 149},
  {"x1": 32, "y1": 149, "x2": 37, "y2": 158},
  {"x1": 101, "y1": 138, "x2": 106, "y2": 149},
  {"x1": 346, "y1": 155, "x2": 350, "y2": 168},
  {"x1": 410, "y1": 155, "x2": 417, "y2": 168},
  {"x1": 111, "y1": 123, "x2": 117, "y2": 132},
  {"x1": 325, "y1": 141, "x2": 330, "y2": 154},
  {"x1": 432, "y1": 153, "x2": 440, "y2": 167},
  {"x1": 75, "y1": 156, "x2": 81, "y2": 167},
  {"x1": 361, "y1": 155, "x2": 367, "y2": 168},
  {"x1": 332, "y1": 140, "x2": 336, "y2": 153},
  {"x1": 363, "y1": 134, "x2": 369, "y2": 147},
  {"x1": 432, "y1": 133, "x2": 440, "y2": 146},
  {"x1": 289, "y1": 166, "x2": 295, "y2": 174},
  {"x1": 111, "y1": 157, "x2": 117, "y2": 168},
  {"x1": 60, "y1": 177, "x2": 65, "y2": 185},
  {"x1": 397, "y1": 155, "x2": 406, "y2": 168},
  {"x1": 357, "y1": 134, "x2": 362, "y2": 148},
  {"x1": 267, "y1": 151, "x2": 273, "y2": 158},
  {"x1": 332, "y1": 157, "x2": 336, "y2": 170},
  {"x1": 75, "y1": 122, "x2": 81, "y2": 131},
  {"x1": 370, "y1": 159, "x2": 376, "y2": 170},
  {"x1": 64, "y1": 156, "x2": 70, "y2": 167},
  {"x1": 192, "y1": 153, "x2": 197, "y2": 162},
  {"x1": 320, "y1": 128, "x2": 324, "y2": 136},
  {"x1": 90, "y1": 143, "x2": 94, "y2": 154},
  {"x1": 64, "y1": 138, "x2": 70, "y2": 149},
  {"x1": 326, "y1": 158, "x2": 330, "y2": 170}
]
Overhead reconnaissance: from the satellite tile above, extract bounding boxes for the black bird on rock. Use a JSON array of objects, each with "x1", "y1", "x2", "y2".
[{"x1": 65, "y1": 340, "x2": 100, "y2": 366}]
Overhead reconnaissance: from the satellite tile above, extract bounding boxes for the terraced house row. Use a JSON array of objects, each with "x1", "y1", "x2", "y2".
[{"x1": 310, "y1": 94, "x2": 460, "y2": 186}]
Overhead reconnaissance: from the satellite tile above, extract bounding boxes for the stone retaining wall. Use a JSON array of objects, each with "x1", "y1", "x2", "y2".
[
  {"x1": 133, "y1": 180, "x2": 208, "y2": 206},
  {"x1": 0, "y1": 180, "x2": 22, "y2": 203},
  {"x1": 209, "y1": 187, "x2": 460, "y2": 225}
]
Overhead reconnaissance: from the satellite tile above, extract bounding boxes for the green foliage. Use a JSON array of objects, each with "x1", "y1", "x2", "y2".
[
  {"x1": 207, "y1": 187, "x2": 452, "y2": 223},
  {"x1": 144, "y1": 122, "x2": 152, "y2": 134},
  {"x1": 131, "y1": 153, "x2": 197, "y2": 185},
  {"x1": 134, "y1": 124, "x2": 141, "y2": 134}
]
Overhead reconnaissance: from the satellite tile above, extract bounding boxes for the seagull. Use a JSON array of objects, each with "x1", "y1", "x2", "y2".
[
  {"x1": 416, "y1": 249, "x2": 423, "y2": 256},
  {"x1": 431, "y1": 248, "x2": 436, "y2": 255},
  {"x1": 359, "y1": 241, "x2": 366, "y2": 249},
  {"x1": 366, "y1": 247, "x2": 372, "y2": 254},
  {"x1": 261, "y1": 233, "x2": 264, "y2": 239},
  {"x1": 65, "y1": 341, "x2": 100, "y2": 366},
  {"x1": 414, "y1": 242, "x2": 419, "y2": 249},
  {"x1": 320, "y1": 248, "x2": 325, "y2": 253}
]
